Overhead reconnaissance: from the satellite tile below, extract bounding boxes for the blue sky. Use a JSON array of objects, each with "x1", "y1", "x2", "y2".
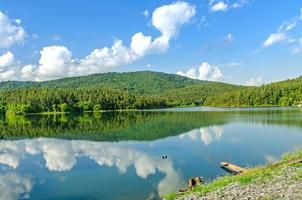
[{"x1": 0, "y1": 0, "x2": 301, "y2": 85}]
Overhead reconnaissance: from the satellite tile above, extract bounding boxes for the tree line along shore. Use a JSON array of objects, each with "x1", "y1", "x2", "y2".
[{"x1": 0, "y1": 71, "x2": 301, "y2": 115}]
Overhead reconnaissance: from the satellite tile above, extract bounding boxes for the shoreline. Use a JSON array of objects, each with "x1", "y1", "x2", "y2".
[
  {"x1": 3, "y1": 105, "x2": 299, "y2": 116},
  {"x1": 164, "y1": 150, "x2": 302, "y2": 200}
]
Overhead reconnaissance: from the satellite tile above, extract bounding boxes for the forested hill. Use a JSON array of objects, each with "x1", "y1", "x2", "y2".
[
  {"x1": 42, "y1": 71, "x2": 204, "y2": 94},
  {"x1": 0, "y1": 71, "x2": 241, "y2": 114},
  {"x1": 0, "y1": 71, "x2": 212, "y2": 95},
  {"x1": 204, "y1": 76, "x2": 302, "y2": 107},
  {"x1": 0, "y1": 71, "x2": 300, "y2": 115},
  {"x1": 0, "y1": 80, "x2": 38, "y2": 91}
]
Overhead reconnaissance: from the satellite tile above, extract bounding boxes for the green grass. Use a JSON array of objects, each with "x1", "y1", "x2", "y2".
[
  {"x1": 294, "y1": 170, "x2": 302, "y2": 180},
  {"x1": 164, "y1": 150, "x2": 302, "y2": 200},
  {"x1": 282, "y1": 150, "x2": 302, "y2": 162},
  {"x1": 262, "y1": 196, "x2": 275, "y2": 200}
]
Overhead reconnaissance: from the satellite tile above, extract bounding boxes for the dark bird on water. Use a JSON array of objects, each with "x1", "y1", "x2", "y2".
[{"x1": 161, "y1": 155, "x2": 168, "y2": 159}]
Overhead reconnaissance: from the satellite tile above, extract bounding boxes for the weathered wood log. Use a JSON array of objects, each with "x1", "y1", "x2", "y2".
[{"x1": 220, "y1": 162, "x2": 247, "y2": 175}]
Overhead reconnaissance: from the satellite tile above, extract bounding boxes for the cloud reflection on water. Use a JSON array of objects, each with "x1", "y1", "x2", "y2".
[
  {"x1": 0, "y1": 173, "x2": 32, "y2": 200},
  {"x1": 179, "y1": 126, "x2": 224, "y2": 145},
  {"x1": 0, "y1": 138, "x2": 182, "y2": 196}
]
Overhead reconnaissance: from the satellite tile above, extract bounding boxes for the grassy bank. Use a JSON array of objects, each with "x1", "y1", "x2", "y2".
[{"x1": 164, "y1": 150, "x2": 302, "y2": 200}]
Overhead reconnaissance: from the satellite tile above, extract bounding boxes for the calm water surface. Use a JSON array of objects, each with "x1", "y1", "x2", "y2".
[{"x1": 0, "y1": 107, "x2": 302, "y2": 200}]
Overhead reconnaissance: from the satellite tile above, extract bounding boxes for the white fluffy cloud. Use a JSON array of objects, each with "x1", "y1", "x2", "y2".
[
  {"x1": 210, "y1": 2, "x2": 228, "y2": 12},
  {"x1": 0, "y1": 51, "x2": 17, "y2": 80},
  {"x1": 152, "y1": 2, "x2": 196, "y2": 39},
  {"x1": 263, "y1": 33, "x2": 287, "y2": 47},
  {"x1": 131, "y1": 1, "x2": 196, "y2": 55},
  {"x1": 177, "y1": 62, "x2": 223, "y2": 81},
  {"x1": 209, "y1": 0, "x2": 249, "y2": 12},
  {"x1": 130, "y1": 33, "x2": 152, "y2": 56},
  {"x1": 13, "y1": 1, "x2": 195, "y2": 81},
  {"x1": 21, "y1": 40, "x2": 141, "y2": 80},
  {"x1": 263, "y1": 8, "x2": 302, "y2": 47},
  {"x1": 39, "y1": 46, "x2": 72, "y2": 77},
  {"x1": 0, "y1": 51, "x2": 14, "y2": 68},
  {"x1": 21, "y1": 65, "x2": 36, "y2": 79},
  {"x1": 19, "y1": 46, "x2": 73, "y2": 80},
  {"x1": 231, "y1": 0, "x2": 250, "y2": 8},
  {"x1": 245, "y1": 77, "x2": 263, "y2": 86},
  {"x1": 0, "y1": 11, "x2": 26, "y2": 48},
  {"x1": 0, "y1": 70, "x2": 16, "y2": 80},
  {"x1": 199, "y1": 62, "x2": 223, "y2": 80},
  {"x1": 177, "y1": 67, "x2": 197, "y2": 79}
]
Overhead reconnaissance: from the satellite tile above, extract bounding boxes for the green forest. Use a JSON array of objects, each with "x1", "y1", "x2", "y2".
[
  {"x1": 203, "y1": 76, "x2": 302, "y2": 107},
  {"x1": 0, "y1": 71, "x2": 301, "y2": 115}
]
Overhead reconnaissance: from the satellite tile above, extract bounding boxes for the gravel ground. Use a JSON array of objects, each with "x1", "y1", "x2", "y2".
[{"x1": 177, "y1": 167, "x2": 302, "y2": 200}]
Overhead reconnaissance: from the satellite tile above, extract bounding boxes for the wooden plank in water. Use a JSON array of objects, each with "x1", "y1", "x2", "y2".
[{"x1": 220, "y1": 162, "x2": 246, "y2": 175}]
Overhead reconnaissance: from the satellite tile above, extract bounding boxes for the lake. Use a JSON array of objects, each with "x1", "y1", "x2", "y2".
[{"x1": 0, "y1": 107, "x2": 302, "y2": 200}]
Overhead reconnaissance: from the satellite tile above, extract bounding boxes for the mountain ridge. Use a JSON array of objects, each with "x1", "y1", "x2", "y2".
[{"x1": 0, "y1": 71, "x2": 239, "y2": 94}]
